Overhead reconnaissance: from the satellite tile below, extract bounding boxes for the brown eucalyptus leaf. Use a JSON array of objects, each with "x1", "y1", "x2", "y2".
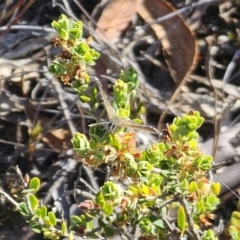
[
  {"x1": 96, "y1": 0, "x2": 142, "y2": 42},
  {"x1": 42, "y1": 129, "x2": 71, "y2": 152},
  {"x1": 137, "y1": 0, "x2": 197, "y2": 83}
]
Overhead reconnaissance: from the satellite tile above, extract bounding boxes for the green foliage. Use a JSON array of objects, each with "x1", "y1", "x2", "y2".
[
  {"x1": 71, "y1": 132, "x2": 92, "y2": 156},
  {"x1": 2, "y1": 176, "x2": 71, "y2": 239},
  {"x1": 49, "y1": 14, "x2": 100, "y2": 100},
  {"x1": 71, "y1": 88, "x2": 221, "y2": 238},
  {"x1": 177, "y1": 205, "x2": 186, "y2": 235},
  {"x1": 200, "y1": 229, "x2": 218, "y2": 240},
  {"x1": 29, "y1": 177, "x2": 40, "y2": 192},
  {"x1": 17, "y1": 202, "x2": 30, "y2": 216},
  {"x1": 229, "y1": 203, "x2": 240, "y2": 240}
]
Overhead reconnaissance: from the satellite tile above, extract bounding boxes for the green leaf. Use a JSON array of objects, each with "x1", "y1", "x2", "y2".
[
  {"x1": 186, "y1": 123, "x2": 197, "y2": 130},
  {"x1": 29, "y1": 177, "x2": 40, "y2": 193},
  {"x1": 139, "y1": 218, "x2": 152, "y2": 234},
  {"x1": 186, "y1": 131, "x2": 195, "y2": 141},
  {"x1": 17, "y1": 202, "x2": 30, "y2": 216},
  {"x1": 84, "y1": 52, "x2": 92, "y2": 62},
  {"x1": 75, "y1": 42, "x2": 89, "y2": 56},
  {"x1": 196, "y1": 200, "x2": 205, "y2": 213},
  {"x1": 29, "y1": 221, "x2": 42, "y2": 233},
  {"x1": 35, "y1": 208, "x2": 41, "y2": 217},
  {"x1": 74, "y1": 21, "x2": 83, "y2": 32},
  {"x1": 182, "y1": 114, "x2": 190, "y2": 123},
  {"x1": 128, "y1": 185, "x2": 141, "y2": 196},
  {"x1": 150, "y1": 215, "x2": 164, "y2": 229},
  {"x1": 69, "y1": 28, "x2": 81, "y2": 41},
  {"x1": 137, "y1": 161, "x2": 153, "y2": 177},
  {"x1": 48, "y1": 212, "x2": 57, "y2": 226},
  {"x1": 70, "y1": 215, "x2": 83, "y2": 225},
  {"x1": 48, "y1": 61, "x2": 66, "y2": 76},
  {"x1": 92, "y1": 51, "x2": 100, "y2": 60},
  {"x1": 61, "y1": 220, "x2": 67, "y2": 236},
  {"x1": 102, "y1": 204, "x2": 113, "y2": 216},
  {"x1": 43, "y1": 216, "x2": 52, "y2": 226},
  {"x1": 79, "y1": 95, "x2": 91, "y2": 102},
  {"x1": 60, "y1": 28, "x2": 68, "y2": 40},
  {"x1": 77, "y1": 84, "x2": 88, "y2": 92},
  {"x1": 192, "y1": 156, "x2": 202, "y2": 168},
  {"x1": 71, "y1": 132, "x2": 91, "y2": 156},
  {"x1": 200, "y1": 229, "x2": 218, "y2": 240},
  {"x1": 51, "y1": 21, "x2": 60, "y2": 33},
  {"x1": 189, "y1": 181, "x2": 197, "y2": 193},
  {"x1": 196, "y1": 116, "x2": 204, "y2": 128},
  {"x1": 41, "y1": 205, "x2": 47, "y2": 218},
  {"x1": 193, "y1": 111, "x2": 200, "y2": 117},
  {"x1": 43, "y1": 230, "x2": 59, "y2": 240},
  {"x1": 101, "y1": 181, "x2": 123, "y2": 201},
  {"x1": 211, "y1": 182, "x2": 220, "y2": 195},
  {"x1": 230, "y1": 211, "x2": 240, "y2": 228},
  {"x1": 98, "y1": 218, "x2": 108, "y2": 228},
  {"x1": 103, "y1": 227, "x2": 114, "y2": 237},
  {"x1": 173, "y1": 130, "x2": 180, "y2": 140},
  {"x1": 28, "y1": 194, "x2": 39, "y2": 213},
  {"x1": 177, "y1": 206, "x2": 186, "y2": 235},
  {"x1": 109, "y1": 134, "x2": 121, "y2": 149},
  {"x1": 173, "y1": 117, "x2": 181, "y2": 126},
  {"x1": 59, "y1": 14, "x2": 70, "y2": 31},
  {"x1": 116, "y1": 108, "x2": 130, "y2": 118},
  {"x1": 89, "y1": 124, "x2": 109, "y2": 142},
  {"x1": 189, "y1": 116, "x2": 197, "y2": 124},
  {"x1": 21, "y1": 189, "x2": 36, "y2": 194},
  {"x1": 178, "y1": 126, "x2": 189, "y2": 136},
  {"x1": 229, "y1": 226, "x2": 240, "y2": 240}
]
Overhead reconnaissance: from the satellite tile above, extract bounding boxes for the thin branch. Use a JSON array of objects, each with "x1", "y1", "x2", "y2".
[
  {"x1": 0, "y1": 189, "x2": 19, "y2": 207},
  {"x1": 14, "y1": 165, "x2": 28, "y2": 188},
  {"x1": 180, "y1": 195, "x2": 200, "y2": 240}
]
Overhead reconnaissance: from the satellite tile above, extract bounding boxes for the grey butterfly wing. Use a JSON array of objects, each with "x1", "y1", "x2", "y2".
[
  {"x1": 89, "y1": 121, "x2": 116, "y2": 132},
  {"x1": 95, "y1": 77, "x2": 116, "y2": 120},
  {"x1": 116, "y1": 117, "x2": 162, "y2": 136},
  {"x1": 95, "y1": 77, "x2": 162, "y2": 137}
]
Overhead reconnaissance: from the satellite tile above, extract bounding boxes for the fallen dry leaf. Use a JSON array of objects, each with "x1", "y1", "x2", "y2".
[
  {"x1": 42, "y1": 128, "x2": 71, "y2": 152},
  {"x1": 96, "y1": 0, "x2": 142, "y2": 42},
  {"x1": 137, "y1": 0, "x2": 197, "y2": 83}
]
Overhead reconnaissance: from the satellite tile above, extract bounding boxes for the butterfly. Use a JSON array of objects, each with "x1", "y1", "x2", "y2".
[{"x1": 89, "y1": 77, "x2": 162, "y2": 137}]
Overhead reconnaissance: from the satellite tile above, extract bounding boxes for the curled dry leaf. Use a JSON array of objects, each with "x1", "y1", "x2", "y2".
[
  {"x1": 96, "y1": 0, "x2": 142, "y2": 42},
  {"x1": 137, "y1": 0, "x2": 197, "y2": 84}
]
